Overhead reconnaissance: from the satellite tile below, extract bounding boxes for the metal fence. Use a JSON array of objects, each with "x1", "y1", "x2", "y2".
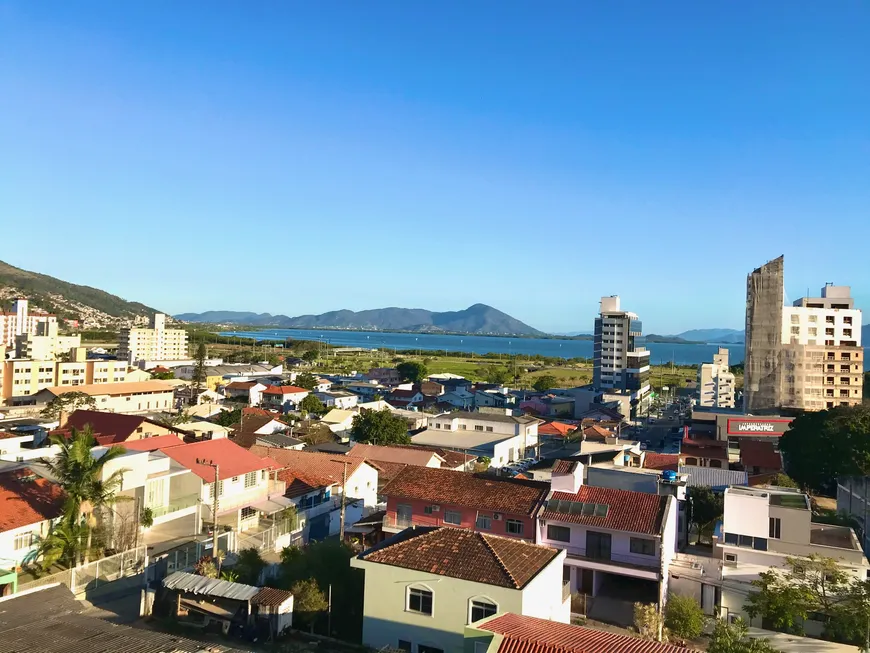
[
  {"x1": 234, "y1": 517, "x2": 302, "y2": 555},
  {"x1": 160, "y1": 531, "x2": 235, "y2": 574},
  {"x1": 18, "y1": 546, "x2": 147, "y2": 596}
]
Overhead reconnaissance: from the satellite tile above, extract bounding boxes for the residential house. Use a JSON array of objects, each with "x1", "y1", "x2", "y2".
[
  {"x1": 0, "y1": 468, "x2": 65, "y2": 567},
  {"x1": 518, "y1": 395, "x2": 574, "y2": 418},
  {"x1": 366, "y1": 367, "x2": 401, "y2": 386},
  {"x1": 431, "y1": 375, "x2": 473, "y2": 391},
  {"x1": 255, "y1": 433, "x2": 305, "y2": 450},
  {"x1": 180, "y1": 420, "x2": 231, "y2": 442},
  {"x1": 537, "y1": 421, "x2": 577, "y2": 439},
  {"x1": 419, "y1": 380, "x2": 445, "y2": 397},
  {"x1": 739, "y1": 440, "x2": 783, "y2": 476},
  {"x1": 347, "y1": 443, "x2": 444, "y2": 469},
  {"x1": 466, "y1": 613, "x2": 688, "y2": 653},
  {"x1": 344, "y1": 381, "x2": 386, "y2": 402},
  {"x1": 230, "y1": 411, "x2": 288, "y2": 449},
  {"x1": 405, "y1": 445, "x2": 476, "y2": 471},
  {"x1": 410, "y1": 429, "x2": 526, "y2": 468},
  {"x1": 386, "y1": 389, "x2": 425, "y2": 408},
  {"x1": 679, "y1": 438, "x2": 729, "y2": 468},
  {"x1": 313, "y1": 390, "x2": 358, "y2": 410},
  {"x1": 250, "y1": 445, "x2": 378, "y2": 541},
  {"x1": 390, "y1": 408, "x2": 429, "y2": 432},
  {"x1": 474, "y1": 390, "x2": 513, "y2": 409},
  {"x1": 223, "y1": 381, "x2": 267, "y2": 406},
  {"x1": 536, "y1": 462, "x2": 678, "y2": 622},
  {"x1": 260, "y1": 385, "x2": 309, "y2": 412},
  {"x1": 351, "y1": 526, "x2": 569, "y2": 653},
  {"x1": 175, "y1": 363, "x2": 282, "y2": 391},
  {"x1": 322, "y1": 409, "x2": 357, "y2": 436},
  {"x1": 439, "y1": 388, "x2": 475, "y2": 410},
  {"x1": 62, "y1": 410, "x2": 185, "y2": 445},
  {"x1": 31, "y1": 381, "x2": 176, "y2": 414},
  {"x1": 381, "y1": 466, "x2": 549, "y2": 541}
]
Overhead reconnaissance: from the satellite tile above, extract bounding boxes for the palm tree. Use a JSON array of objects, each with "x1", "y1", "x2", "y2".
[
  {"x1": 35, "y1": 518, "x2": 86, "y2": 572},
  {"x1": 42, "y1": 426, "x2": 128, "y2": 565}
]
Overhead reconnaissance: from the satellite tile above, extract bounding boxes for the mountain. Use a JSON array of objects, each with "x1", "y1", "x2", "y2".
[
  {"x1": 675, "y1": 328, "x2": 745, "y2": 344},
  {"x1": 0, "y1": 260, "x2": 161, "y2": 329},
  {"x1": 864, "y1": 324, "x2": 870, "y2": 344},
  {"x1": 176, "y1": 303, "x2": 544, "y2": 336}
]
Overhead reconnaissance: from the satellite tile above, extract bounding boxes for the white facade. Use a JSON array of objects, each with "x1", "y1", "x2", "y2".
[
  {"x1": 697, "y1": 348, "x2": 736, "y2": 408},
  {"x1": 0, "y1": 299, "x2": 58, "y2": 348},
  {"x1": 119, "y1": 313, "x2": 188, "y2": 364},
  {"x1": 410, "y1": 429, "x2": 526, "y2": 468},
  {"x1": 14, "y1": 321, "x2": 80, "y2": 361},
  {"x1": 430, "y1": 412, "x2": 539, "y2": 451}
]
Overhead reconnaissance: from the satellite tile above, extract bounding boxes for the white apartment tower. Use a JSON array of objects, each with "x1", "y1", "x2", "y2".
[
  {"x1": 697, "y1": 347, "x2": 735, "y2": 408},
  {"x1": 592, "y1": 295, "x2": 651, "y2": 418},
  {"x1": 0, "y1": 299, "x2": 58, "y2": 348},
  {"x1": 118, "y1": 313, "x2": 188, "y2": 364}
]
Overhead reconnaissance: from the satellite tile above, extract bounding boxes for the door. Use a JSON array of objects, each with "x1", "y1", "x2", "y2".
[
  {"x1": 396, "y1": 503, "x2": 413, "y2": 528},
  {"x1": 586, "y1": 531, "x2": 611, "y2": 560},
  {"x1": 308, "y1": 513, "x2": 330, "y2": 541}
]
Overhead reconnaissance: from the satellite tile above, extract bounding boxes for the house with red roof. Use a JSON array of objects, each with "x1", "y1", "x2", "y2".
[
  {"x1": 350, "y1": 527, "x2": 569, "y2": 653},
  {"x1": 537, "y1": 420, "x2": 577, "y2": 439},
  {"x1": 260, "y1": 385, "x2": 309, "y2": 412},
  {"x1": 223, "y1": 381, "x2": 267, "y2": 406},
  {"x1": 0, "y1": 468, "x2": 65, "y2": 568},
  {"x1": 535, "y1": 463, "x2": 678, "y2": 624},
  {"x1": 61, "y1": 409, "x2": 186, "y2": 446}
]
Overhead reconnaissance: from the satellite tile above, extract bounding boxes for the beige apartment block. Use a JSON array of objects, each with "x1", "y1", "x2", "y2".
[
  {"x1": 698, "y1": 348, "x2": 736, "y2": 408},
  {"x1": 14, "y1": 321, "x2": 80, "y2": 361},
  {"x1": 0, "y1": 299, "x2": 58, "y2": 348},
  {"x1": 119, "y1": 313, "x2": 188, "y2": 364}
]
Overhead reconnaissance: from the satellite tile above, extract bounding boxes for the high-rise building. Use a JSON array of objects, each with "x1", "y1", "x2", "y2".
[
  {"x1": 592, "y1": 296, "x2": 651, "y2": 417},
  {"x1": 14, "y1": 321, "x2": 81, "y2": 361},
  {"x1": 118, "y1": 313, "x2": 188, "y2": 364},
  {"x1": 744, "y1": 256, "x2": 863, "y2": 412},
  {"x1": 697, "y1": 347, "x2": 736, "y2": 408},
  {"x1": 0, "y1": 299, "x2": 58, "y2": 348}
]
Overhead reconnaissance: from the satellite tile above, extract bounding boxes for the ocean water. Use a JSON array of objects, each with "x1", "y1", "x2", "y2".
[{"x1": 219, "y1": 328, "x2": 745, "y2": 366}]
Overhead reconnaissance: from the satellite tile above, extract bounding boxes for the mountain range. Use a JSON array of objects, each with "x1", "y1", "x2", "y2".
[
  {"x1": 674, "y1": 328, "x2": 746, "y2": 344},
  {"x1": 175, "y1": 304, "x2": 546, "y2": 336}
]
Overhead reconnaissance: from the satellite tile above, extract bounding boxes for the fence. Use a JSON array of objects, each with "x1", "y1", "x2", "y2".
[
  {"x1": 18, "y1": 545, "x2": 148, "y2": 596},
  {"x1": 159, "y1": 531, "x2": 235, "y2": 574},
  {"x1": 234, "y1": 516, "x2": 303, "y2": 555}
]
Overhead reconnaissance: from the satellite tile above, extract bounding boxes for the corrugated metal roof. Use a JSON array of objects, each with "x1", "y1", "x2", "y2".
[
  {"x1": 679, "y1": 465, "x2": 748, "y2": 488},
  {"x1": 163, "y1": 571, "x2": 260, "y2": 601}
]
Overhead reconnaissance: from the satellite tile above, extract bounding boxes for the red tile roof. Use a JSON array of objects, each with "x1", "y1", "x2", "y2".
[
  {"x1": 740, "y1": 440, "x2": 782, "y2": 471},
  {"x1": 64, "y1": 410, "x2": 148, "y2": 442},
  {"x1": 680, "y1": 439, "x2": 729, "y2": 462},
  {"x1": 262, "y1": 385, "x2": 308, "y2": 395},
  {"x1": 242, "y1": 406, "x2": 276, "y2": 418},
  {"x1": 113, "y1": 434, "x2": 185, "y2": 451},
  {"x1": 479, "y1": 613, "x2": 688, "y2": 653},
  {"x1": 382, "y1": 467, "x2": 549, "y2": 517},
  {"x1": 347, "y1": 443, "x2": 439, "y2": 467},
  {"x1": 225, "y1": 381, "x2": 257, "y2": 390},
  {"x1": 0, "y1": 468, "x2": 65, "y2": 532},
  {"x1": 538, "y1": 421, "x2": 577, "y2": 438},
  {"x1": 642, "y1": 453, "x2": 681, "y2": 472},
  {"x1": 553, "y1": 460, "x2": 579, "y2": 475},
  {"x1": 359, "y1": 527, "x2": 560, "y2": 589},
  {"x1": 543, "y1": 486, "x2": 669, "y2": 536},
  {"x1": 397, "y1": 445, "x2": 476, "y2": 469},
  {"x1": 582, "y1": 425, "x2": 612, "y2": 441},
  {"x1": 162, "y1": 439, "x2": 276, "y2": 482},
  {"x1": 249, "y1": 445, "x2": 372, "y2": 498}
]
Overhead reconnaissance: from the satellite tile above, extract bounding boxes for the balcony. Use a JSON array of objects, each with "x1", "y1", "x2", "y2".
[
  {"x1": 149, "y1": 493, "x2": 200, "y2": 520},
  {"x1": 564, "y1": 548, "x2": 660, "y2": 580}
]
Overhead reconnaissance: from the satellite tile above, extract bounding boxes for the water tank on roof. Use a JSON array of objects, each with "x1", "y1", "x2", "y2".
[{"x1": 662, "y1": 470, "x2": 677, "y2": 482}]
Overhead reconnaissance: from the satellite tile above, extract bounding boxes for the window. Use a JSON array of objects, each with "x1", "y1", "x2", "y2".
[
  {"x1": 240, "y1": 506, "x2": 256, "y2": 520},
  {"x1": 790, "y1": 326, "x2": 800, "y2": 335},
  {"x1": 476, "y1": 514, "x2": 492, "y2": 530},
  {"x1": 424, "y1": 505, "x2": 435, "y2": 515},
  {"x1": 724, "y1": 532, "x2": 738, "y2": 545},
  {"x1": 418, "y1": 646, "x2": 443, "y2": 653},
  {"x1": 547, "y1": 524, "x2": 571, "y2": 543},
  {"x1": 244, "y1": 471, "x2": 257, "y2": 489},
  {"x1": 407, "y1": 586, "x2": 433, "y2": 615},
  {"x1": 809, "y1": 315, "x2": 818, "y2": 323},
  {"x1": 398, "y1": 641, "x2": 412, "y2": 652},
  {"x1": 790, "y1": 314, "x2": 800, "y2": 324},
  {"x1": 738, "y1": 534, "x2": 753, "y2": 547},
  {"x1": 769, "y1": 517, "x2": 781, "y2": 539},
  {"x1": 469, "y1": 598, "x2": 498, "y2": 623},
  {"x1": 486, "y1": 426, "x2": 494, "y2": 432},
  {"x1": 444, "y1": 510, "x2": 461, "y2": 525},
  {"x1": 13, "y1": 532, "x2": 32, "y2": 550},
  {"x1": 232, "y1": 476, "x2": 239, "y2": 483},
  {"x1": 630, "y1": 537, "x2": 655, "y2": 556},
  {"x1": 724, "y1": 553, "x2": 738, "y2": 563},
  {"x1": 505, "y1": 519, "x2": 524, "y2": 535},
  {"x1": 474, "y1": 425, "x2": 484, "y2": 431}
]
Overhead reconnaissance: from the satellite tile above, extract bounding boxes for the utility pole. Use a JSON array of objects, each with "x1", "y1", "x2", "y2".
[
  {"x1": 336, "y1": 459, "x2": 351, "y2": 540},
  {"x1": 198, "y1": 458, "x2": 222, "y2": 574}
]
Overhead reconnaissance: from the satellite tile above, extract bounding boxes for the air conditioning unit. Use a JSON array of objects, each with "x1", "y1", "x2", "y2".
[
  {"x1": 431, "y1": 505, "x2": 440, "y2": 512},
  {"x1": 493, "y1": 513, "x2": 503, "y2": 521}
]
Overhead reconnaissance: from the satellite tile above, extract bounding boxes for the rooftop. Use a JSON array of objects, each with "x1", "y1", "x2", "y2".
[
  {"x1": 0, "y1": 467, "x2": 65, "y2": 532},
  {"x1": 477, "y1": 613, "x2": 688, "y2": 653},
  {"x1": 250, "y1": 445, "x2": 371, "y2": 498},
  {"x1": 382, "y1": 466, "x2": 549, "y2": 516},
  {"x1": 64, "y1": 410, "x2": 180, "y2": 444},
  {"x1": 162, "y1": 438, "x2": 276, "y2": 482},
  {"x1": 439, "y1": 411, "x2": 539, "y2": 425},
  {"x1": 347, "y1": 443, "x2": 440, "y2": 467},
  {"x1": 642, "y1": 452, "x2": 680, "y2": 472},
  {"x1": 358, "y1": 526, "x2": 559, "y2": 589},
  {"x1": 680, "y1": 465, "x2": 748, "y2": 488},
  {"x1": 542, "y1": 485, "x2": 669, "y2": 536},
  {"x1": 262, "y1": 385, "x2": 308, "y2": 395},
  {"x1": 39, "y1": 380, "x2": 174, "y2": 397},
  {"x1": 538, "y1": 421, "x2": 577, "y2": 437},
  {"x1": 810, "y1": 522, "x2": 862, "y2": 550},
  {"x1": 411, "y1": 428, "x2": 521, "y2": 451},
  {"x1": 740, "y1": 440, "x2": 783, "y2": 471},
  {"x1": 111, "y1": 434, "x2": 185, "y2": 451}
]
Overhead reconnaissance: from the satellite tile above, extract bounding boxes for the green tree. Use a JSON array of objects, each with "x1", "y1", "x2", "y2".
[
  {"x1": 292, "y1": 578, "x2": 329, "y2": 631},
  {"x1": 40, "y1": 391, "x2": 97, "y2": 421},
  {"x1": 779, "y1": 404, "x2": 870, "y2": 494},
  {"x1": 42, "y1": 426, "x2": 127, "y2": 565},
  {"x1": 688, "y1": 486, "x2": 724, "y2": 543},
  {"x1": 213, "y1": 407, "x2": 242, "y2": 427},
  {"x1": 300, "y1": 394, "x2": 327, "y2": 415},
  {"x1": 302, "y1": 350, "x2": 318, "y2": 364},
  {"x1": 191, "y1": 342, "x2": 208, "y2": 394},
  {"x1": 150, "y1": 371, "x2": 175, "y2": 380},
  {"x1": 768, "y1": 473, "x2": 798, "y2": 489},
  {"x1": 532, "y1": 375, "x2": 558, "y2": 393},
  {"x1": 36, "y1": 519, "x2": 87, "y2": 571},
  {"x1": 293, "y1": 372, "x2": 319, "y2": 391},
  {"x1": 397, "y1": 361, "x2": 428, "y2": 384},
  {"x1": 664, "y1": 594, "x2": 706, "y2": 640},
  {"x1": 350, "y1": 408, "x2": 411, "y2": 445},
  {"x1": 482, "y1": 365, "x2": 511, "y2": 385},
  {"x1": 194, "y1": 555, "x2": 218, "y2": 578},
  {"x1": 234, "y1": 548, "x2": 266, "y2": 585},
  {"x1": 708, "y1": 619, "x2": 781, "y2": 653},
  {"x1": 155, "y1": 410, "x2": 192, "y2": 428},
  {"x1": 633, "y1": 602, "x2": 664, "y2": 641}
]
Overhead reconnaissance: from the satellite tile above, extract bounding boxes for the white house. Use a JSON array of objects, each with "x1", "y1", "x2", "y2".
[
  {"x1": 351, "y1": 526, "x2": 569, "y2": 653},
  {"x1": 223, "y1": 381, "x2": 267, "y2": 406},
  {"x1": 314, "y1": 390, "x2": 359, "y2": 410},
  {"x1": 260, "y1": 385, "x2": 309, "y2": 412},
  {"x1": 536, "y1": 461, "x2": 678, "y2": 622},
  {"x1": 32, "y1": 381, "x2": 176, "y2": 415},
  {"x1": 411, "y1": 429, "x2": 525, "y2": 469},
  {"x1": 439, "y1": 389, "x2": 475, "y2": 410},
  {"x1": 322, "y1": 409, "x2": 356, "y2": 435},
  {"x1": 180, "y1": 419, "x2": 231, "y2": 441},
  {"x1": 0, "y1": 468, "x2": 65, "y2": 567},
  {"x1": 431, "y1": 411, "x2": 539, "y2": 451}
]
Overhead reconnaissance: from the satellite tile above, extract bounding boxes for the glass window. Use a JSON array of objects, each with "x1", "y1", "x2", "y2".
[
  {"x1": 13, "y1": 532, "x2": 32, "y2": 550},
  {"x1": 407, "y1": 586, "x2": 433, "y2": 615},
  {"x1": 470, "y1": 598, "x2": 498, "y2": 623},
  {"x1": 241, "y1": 506, "x2": 256, "y2": 520},
  {"x1": 398, "y1": 641, "x2": 412, "y2": 652},
  {"x1": 424, "y1": 505, "x2": 435, "y2": 515},
  {"x1": 476, "y1": 514, "x2": 492, "y2": 530},
  {"x1": 244, "y1": 471, "x2": 257, "y2": 488},
  {"x1": 505, "y1": 519, "x2": 524, "y2": 535},
  {"x1": 547, "y1": 524, "x2": 571, "y2": 543},
  {"x1": 724, "y1": 532, "x2": 738, "y2": 545},
  {"x1": 769, "y1": 517, "x2": 781, "y2": 539},
  {"x1": 738, "y1": 534, "x2": 753, "y2": 547},
  {"x1": 444, "y1": 510, "x2": 461, "y2": 525},
  {"x1": 753, "y1": 537, "x2": 768, "y2": 551},
  {"x1": 630, "y1": 537, "x2": 655, "y2": 556}
]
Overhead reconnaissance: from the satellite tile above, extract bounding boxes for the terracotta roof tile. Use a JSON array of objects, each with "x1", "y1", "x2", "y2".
[
  {"x1": 225, "y1": 381, "x2": 257, "y2": 390},
  {"x1": 642, "y1": 453, "x2": 681, "y2": 472},
  {"x1": 543, "y1": 486, "x2": 669, "y2": 535},
  {"x1": 538, "y1": 421, "x2": 576, "y2": 438},
  {"x1": 0, "y1": 468, "x2": 65, "y2": 532},
  {"x1": 249, "y1": 446, "x2": 371, "y2": 497},
  {"x1": 163, "y1": 439, "x2": 276, "y2": 482},
  {"x1": 251, "y1": 587, "x2": 293, "y2": 606},
  {"x1": 382, "y1": 467, "x2": 549, "y2": 517},
  {"x1": 739, "y1": 440, "x2": 783, "y2": 471},
  {"x1": 347, "y1": 443, "x2": 438, "y2": 467},
  {"x1": 480, "y1": 613, "x2": 688, "y2": 653},
  {"x1": 360, "y1": 527, "x2": 559, "y2": 589},
  {"x1": 262, "y1": 385, "x2": 308, "y2": 395},
  {"x1": 553, "y1": 460, "x2": 578, "y2": 475},
  {"x1": 112, "y1": 434, "x2": 185, "y2": 451}
]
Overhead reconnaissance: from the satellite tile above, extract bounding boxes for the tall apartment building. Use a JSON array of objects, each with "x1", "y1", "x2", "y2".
[
  {"x1": 118, "y1": 313, "x2": 188, "y2": 364},
  {"x1": 697, "y1": 347, "x2": 735, "y2": 408},
  {"x1": 744, "y1": 256, "x2": 863, "y2": 412},
  {"x1": 0, "y1": 299, "x2": 58, "y2": 348},
  {"x1": 14, "y1": 321, "x2": 80, "y2": 361},
  {"x1": 592, "y1": 296, "x2": 651, "y2": 418}
]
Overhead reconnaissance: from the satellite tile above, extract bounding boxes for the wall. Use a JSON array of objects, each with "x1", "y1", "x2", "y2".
[
  {"x1": 519, "y1": 551, "x2": 570, "y2": 623},
  {"x1": 659, "y1": 496, "x2": 678, "y2": 604},
  {"x1": 385, "y1": 497, "x2": 535, "y2": 541},
  {"x1": 0, "y1": 518, "x2": 54, "y2": 566},
  {"x1": 536, "y1": 519, "x2": 662, "y2": 574},
  {"x1": 723, "y1": 491, "x2": 768, "y2": 539},
  {"x1": 92, "y1": 390, "x2": 175, "y2": 414},
  {"x1": 346, "y1": 464, "x2": 379, "y2": 507}
]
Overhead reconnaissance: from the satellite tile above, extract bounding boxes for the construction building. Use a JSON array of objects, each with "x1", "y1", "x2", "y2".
[
  {"x1": 697, "y1": 347, "x2": 735, "y2": 408},
  {"x1": 118, "y1": 313, "x2": 188, "y2": 364}
]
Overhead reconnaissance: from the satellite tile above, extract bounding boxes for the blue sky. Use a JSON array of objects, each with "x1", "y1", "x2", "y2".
[{"x1": 1, "y1": 1, "x2": 868, "y2": 334}]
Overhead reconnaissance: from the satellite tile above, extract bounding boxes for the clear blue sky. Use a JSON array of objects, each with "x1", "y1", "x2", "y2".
[{"x1": 2, "y1": 1, "x2": 868, "y2": 334}]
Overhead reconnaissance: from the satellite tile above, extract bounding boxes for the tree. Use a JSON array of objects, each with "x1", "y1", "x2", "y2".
[
  {"x1": 302, "y1": 350, "x2": 318, "y2": 364},
  {"x1": 155, "y1": 411, "x2": 192, "y2": 428},
  {"x1": 397, "y1": 361, "x2": 428, "y2": 384},
  {"x1": 40, "y1": 391, "x2": 96, "y2": 421},
  {"x1": 234, "y1": 548, "x2": 266, "y2": 585},
  {"x1": 779, "y1": 404, "x2": 870, "y2": 494},
  {"x1": 291, "y1": 578, "x2": 329, "y2": 631},
  {"x1": 213, "y1": 407, "x2": 242, "y2": 427},
  {"x1": 688, "y1": 486, "x2": 723, "y2": 543},
  {"x1": 768, "y1": 473, "x2": 798, "y2": 489},
  {"x1": 42, "y1": 426, "x2": 127, "y2": 565},
  {"x1": 708, "y1": 619, "x2": 781, "y2": 653},
  {"x1": 350, "y1": 409, "x2": 411, "y2": 445},
  {"x1": 293, "y1": 372, "x2": 319, "y2": 391},
  {"x1": 532, "y1": 375, "x2": 558, "y2": 393},
  {"x1": 633, "y1": 602, "x2": 664, "y2": 641},
  {"x1": 482, "y1": 365, "x2": 511, "y2": 385},
  {"x1": 191, "y1": 342, "x2": 207, "y2": 393},
  {"x1": 194, "y1": 555, "x2": 218, "y2": 578},
  {"x1": 664, "y1": 594, "x2": 706, "y2": 640},
  {"x1": 300, "y1": 394, "x2": 327, "y2": 415},
  {"x1": 36, "y1": 519, "x2": 87, "y2": 571},
  {"x1": 150, "y1": 371, "x2": 175, "y2": 380}
]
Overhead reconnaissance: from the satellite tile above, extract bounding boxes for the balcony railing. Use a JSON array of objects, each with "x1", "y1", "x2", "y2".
[
  {"x1": 149, "y1": 493, "x2": 200, "y2": 519},
  {"x1": 384, "y1": 514, "x2": 416, "y2": 530},
  {"x1": 562, "y1": 581, "x2": 571, "y2": 602},
  {"x1": 565, "y1": 548, "x2": 660, "y2": 571}
]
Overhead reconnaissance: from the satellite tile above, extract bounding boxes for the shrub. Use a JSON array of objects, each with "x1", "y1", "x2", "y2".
[{"x1": 664, "y1": 594, "x2": 706, "y2": 639}]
